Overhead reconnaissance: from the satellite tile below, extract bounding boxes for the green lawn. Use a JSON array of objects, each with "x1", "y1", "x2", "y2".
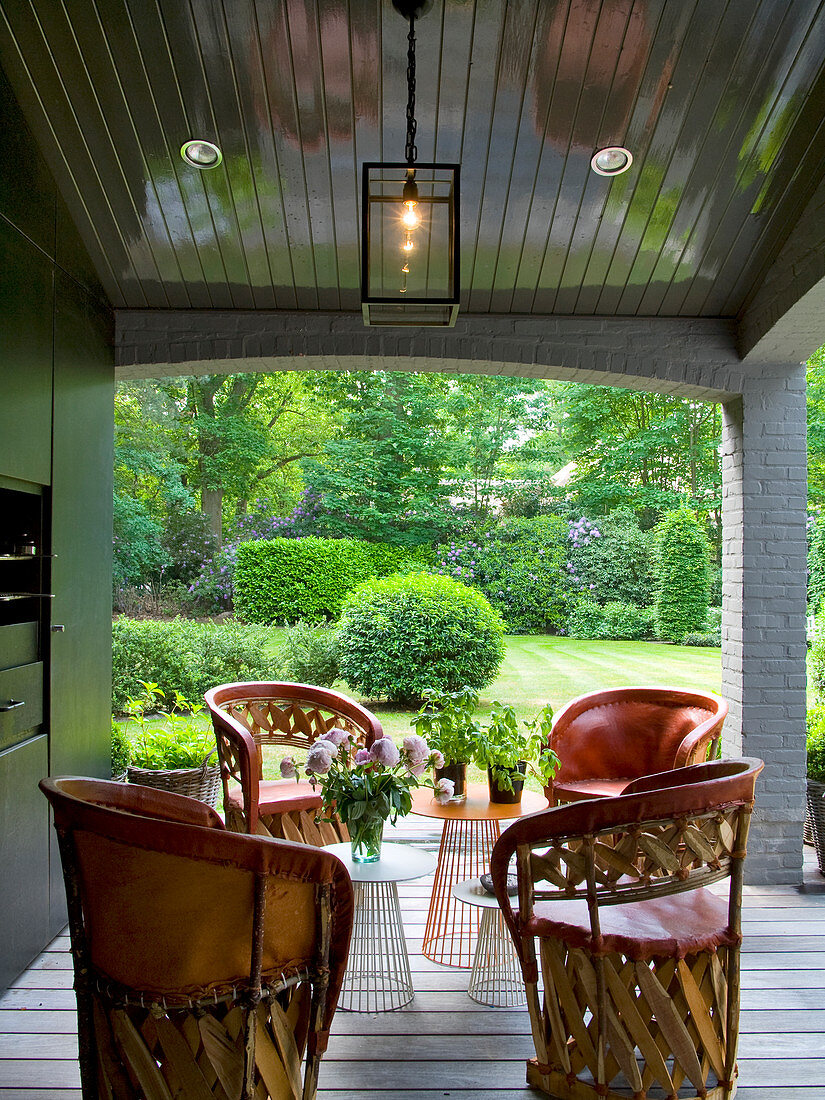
[{"x1": 358, "y1": 635, "x2": 722, "y2": 743}]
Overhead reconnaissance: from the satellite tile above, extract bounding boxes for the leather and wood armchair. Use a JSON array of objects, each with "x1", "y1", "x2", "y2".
[
  {"x1": 40, "y1": 776, "x2": 353, "y2": 1100},
  {"x1": 491, "y1": 757, "x2": 763, "y2": 1100},
  {"x1": 546, "y1": 685, "x2": 728, "y2": 805},
  {"x1": 205, "y1": 681, "x2": 383, "y2": 843}
]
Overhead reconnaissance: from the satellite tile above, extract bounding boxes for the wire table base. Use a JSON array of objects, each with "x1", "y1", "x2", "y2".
[
  {"x1": 422, "y1": 816, "x2": 501, "y2": 968},
  {"x1": 322, "y1": 841, "x2": 436, "y2": 1013},
  {"x1": 453, "y1": 879, "x2": 526, "y2": 1007},
  {"x1": 340, "y1": 881, "x2": 414, "y2": 1012}
]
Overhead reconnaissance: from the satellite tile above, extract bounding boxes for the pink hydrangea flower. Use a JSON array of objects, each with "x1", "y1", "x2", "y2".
[
  {"x1": 354, "y1": 748, "x2": 372, "y2": 764},
  {"x1": 306, "y1": 741, "x2": 335, "y2": 775},
  {"x1": 434, "y1": 778, "x2": 455, "y2": 804},
  {"x1": 431, "y1": 750, "x2": 445, "y2": 770},
  {"x1": 370, "y1": 737, "x2": 400, "y2": 767},
  {"x1": 280, "y1": 756, "x2": 297, "y2": 779},
  {"x1": 402, "y1": 734, "x2": 429, "y2": 766}
]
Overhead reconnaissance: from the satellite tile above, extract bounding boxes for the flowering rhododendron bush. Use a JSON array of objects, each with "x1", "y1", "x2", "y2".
[{"x1": 431, "y1": 515, "x2": 569, "y2": 633}]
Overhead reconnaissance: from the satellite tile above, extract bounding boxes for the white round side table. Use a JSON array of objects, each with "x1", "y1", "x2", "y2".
[
  {"x1": 452, "y1": 878, "x2": 526, "y2": 1007},
  {"x1": 324, "y1": 842, "x2": 436, "y2": 1012}
]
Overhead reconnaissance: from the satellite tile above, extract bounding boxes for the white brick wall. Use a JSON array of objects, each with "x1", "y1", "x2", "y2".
[{"x1": 722, "y1": 369, "x2": 808, "y2": 883}]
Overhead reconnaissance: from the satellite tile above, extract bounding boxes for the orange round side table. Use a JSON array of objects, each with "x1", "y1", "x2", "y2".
[{"x1": 411, "y1": 783, "x2": 548, "y2": 968}]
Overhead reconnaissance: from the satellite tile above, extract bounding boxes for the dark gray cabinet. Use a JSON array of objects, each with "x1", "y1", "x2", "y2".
[{"x1": 0, "y1": 63, "x2": 113, "y2": 986}]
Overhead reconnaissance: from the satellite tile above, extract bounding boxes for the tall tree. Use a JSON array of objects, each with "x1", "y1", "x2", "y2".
[
  {"x1": 303, "y1": 371, "x2": 456, "y2": 546},
  {"x1": 443, "y1": 375, "x2": 556, "y2": 515},
  {"x1": 163, "y1": 372, "x2": 332, "y2": 544},
  {"x1": 560, "y1": 384, "x2": 721, "y2": 533}
]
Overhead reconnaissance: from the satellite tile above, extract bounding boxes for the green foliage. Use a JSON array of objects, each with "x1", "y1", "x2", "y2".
[
  {"x1": 682, "y1": 632, "x2": 721, "y2": 648},
  {"x1": 566, "y1": 600, "x2": 654, "y2": 641},
  {"x1": 111, "y1": 618, "x2": 277, "y2": 712},
  {"x1": 278, "y1": 620, "x2": 341, "y2": 687},
  {"x1": 119, "y1": 683, "x2": 216, "y2": 770},
  {"x1": 112, "y1": 495, "x2": 167, "y2": 589},
  {"x1": 411, "y1": 686, "x2": 481, "y2": 765},
  {"x1": 303, "y1": 371, "x2": 458, "y2": 546},
  {"x1": 234, "y1": 537, "x2": 417, "y2": 624},
  {"x1": 809, "y1": 517, "x2": 825, "y2": 611},
  {"x1": 161, "y1": 509, "x2": 218, "y2": 585},
  {"x1": 111, "y1": 719, "x2": 131, "y2": 777},
  {"x1": 655, "y1": 506, "x2": 710, "y2": 642},
  {"x1": 568, "y1": 509, "x2": 657, "y2": 606},
  {"x1": 433, "y1": 515, "x2": 570, "y2": 633},
  {"x1": 474, "y1": 701, "x2": 559, "y2": 792},
  {"x1": 338, "y1": 573, "x2": 506, "y2": 703},
  {"x1": 560, "y1": 384, "x2": 722, "y2": 529},
  {"x1": 806, "y1": 704, "x2": 825, "y2": 782},
  {"x1": 807, "y1": 347, "x2": 825, "y2": 512},
  {"x1": 808, "y1": 625, "x2": 825, "y2": 704}
]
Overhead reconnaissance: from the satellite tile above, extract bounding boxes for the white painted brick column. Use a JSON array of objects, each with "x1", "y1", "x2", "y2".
[{"x1": 721, "y1": 366, "x2": 808, "y2": 883}]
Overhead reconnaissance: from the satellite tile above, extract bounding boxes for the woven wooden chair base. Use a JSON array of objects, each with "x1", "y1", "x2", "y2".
[
  {"x1": 256, "y1": 809, "x2": 349, "y2": 847},
  {"x1": 87, "y1": 983, "x2": 318, "y2": 1100},
  {"x1": 526, "y1": 940, "x2": 738, "y2": 1100}
]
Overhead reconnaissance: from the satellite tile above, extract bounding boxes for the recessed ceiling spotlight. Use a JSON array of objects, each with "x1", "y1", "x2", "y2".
[
  {"x1": 180, "y1": 139, "x2": 223, "y2": 169},
  {"x1": 591, "y1": 146, "x2": 633, "y2": 176}
]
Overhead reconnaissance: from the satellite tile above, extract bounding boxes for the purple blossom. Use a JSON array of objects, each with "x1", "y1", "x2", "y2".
[
  {"x1": 435, "y1": 778, "x2": 455, "y2": 804},
  {"x1": 280, "y1": 756, "x2": 297, "y2": 779},
  {"x1": 370, "y1": 737, "x2": 401, "y2": 767},
  {"x1": 403, "y1": 734, "x2": 430, "y2": 766},
  {"x1": 306, "y1": 742, "x2": 335, "y2": 775},
  {"x1": 324, "y1": 728, "x2": 352, "y2": 748},
  {"x1": 432, "y1": 750, "x2": 445, "y2": 769},
  {"x1": 354, "y1": 748, "x2": 372, "y2": 764}
]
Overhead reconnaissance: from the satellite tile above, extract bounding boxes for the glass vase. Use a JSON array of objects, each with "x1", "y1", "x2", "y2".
[{"x1": 350, "y1": 814, "x2": 384, "y2": 863}]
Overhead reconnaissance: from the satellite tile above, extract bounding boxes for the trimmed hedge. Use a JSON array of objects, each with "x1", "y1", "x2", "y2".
[
  {"x1": 567, "y1": 600, "x2": 655, "y2": 641},
  {"x1": 338, "y1": 572, "x2": 506, "y2": 703},
  {"x1": 112, "y1": 618, "x2": 277, "y2": 712},
  {"x1": 234, "y1": 537, "x2": 423, "y2": 624}
]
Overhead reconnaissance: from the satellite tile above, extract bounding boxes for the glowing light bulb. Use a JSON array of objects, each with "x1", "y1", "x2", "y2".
[
  {"x1": 402, "y1": 263, "x2": 410, "y2": 274},
  {"x1": 402, "y1": 234, "x2": 414, "y2": 252},
  {"x1": 402, "y1": 200, "x2": 420, "y2": 230}
]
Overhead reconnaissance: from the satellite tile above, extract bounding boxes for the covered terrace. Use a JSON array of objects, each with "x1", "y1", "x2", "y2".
[{"x1": 0, "y1": 0, "x2": 824, "y2": 1095}]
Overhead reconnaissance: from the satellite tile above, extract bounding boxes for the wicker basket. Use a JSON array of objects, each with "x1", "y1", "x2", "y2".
[
  {"x1": 127, "y1": 752, "x2": 221, "y2": 808},
  {"x1": 805, "y1": 779, "x2": 825, "y2": 875}
]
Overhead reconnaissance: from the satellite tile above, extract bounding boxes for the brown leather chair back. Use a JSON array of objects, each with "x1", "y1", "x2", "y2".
[
  {"x1": 40, "y1": 776, "x2": 354, "y2": 1100},
  {"x1": 205, "y1": 681, "x2": 383, "y2": 833},
  {"x1": 547, "y1": 685, "x2": 728, "y2": 798}
]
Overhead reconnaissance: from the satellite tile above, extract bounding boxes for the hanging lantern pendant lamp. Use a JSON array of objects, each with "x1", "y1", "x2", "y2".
[{"x1": 361, "y1": 0, "x2": 460, "y2": 327}]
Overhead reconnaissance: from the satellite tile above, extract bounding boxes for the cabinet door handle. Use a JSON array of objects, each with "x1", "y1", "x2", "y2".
[
  {"x1": 0, "y1": 700, "x2": 25, "y2": 712},
  {"x1": 51, "y1": 624, "x2": 65, "y2": 633}
]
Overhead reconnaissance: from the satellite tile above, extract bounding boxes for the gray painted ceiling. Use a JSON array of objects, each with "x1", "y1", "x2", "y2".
[{"x1": 1, "y1": 0, "x2": 824, "y2": 320}]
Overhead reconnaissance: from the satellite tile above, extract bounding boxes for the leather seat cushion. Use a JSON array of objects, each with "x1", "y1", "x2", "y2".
[
  {"x1": 553, "y1": 779, "x2": 630, "y2": 801},
  {"x1": 226, "y1": 779, "x2": 322, "y2": 815},
  {"x1": 526, "y1": 887, "x2": 736, "y2": 960}
]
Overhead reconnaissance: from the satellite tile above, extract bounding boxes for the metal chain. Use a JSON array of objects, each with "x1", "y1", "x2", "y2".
[{"x1": 404, "y1": 14, "x2": 417, "y2": 165}]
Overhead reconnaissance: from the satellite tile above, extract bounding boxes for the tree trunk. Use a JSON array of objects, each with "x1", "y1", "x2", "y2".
[{"x1": 202, "y1": 488, "x2": 223, "y2": 545}]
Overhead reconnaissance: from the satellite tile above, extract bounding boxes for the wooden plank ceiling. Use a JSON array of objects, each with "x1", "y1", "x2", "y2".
[{"x1": 1, "y1": 0, "x2": 824, "y2": 318}]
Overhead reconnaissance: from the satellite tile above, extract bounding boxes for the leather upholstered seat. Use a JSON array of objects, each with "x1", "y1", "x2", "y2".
[
  {"x1": 40, "y1": 776, "x2": 353, "y2": 1100},
  {"x1": 205, "y1": 681, "x2": 382, "y2": 844},
  {"x1": 491, "y1": 757, "x2": 763, "y2": 1100},
  {"x1": 546, "y1": 685, "x2": 728, "y2": 805}
]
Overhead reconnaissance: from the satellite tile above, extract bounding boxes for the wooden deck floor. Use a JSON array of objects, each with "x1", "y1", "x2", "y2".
[{"x1": 1, "y1": 822, "x2": 823, "y2": 1100}]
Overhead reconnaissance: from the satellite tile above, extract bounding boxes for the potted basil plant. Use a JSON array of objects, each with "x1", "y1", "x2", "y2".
[
  {"x1": 411, "y1": 686, "x2": 481, "y2": 802},
  {"x1": 475, "y1": 701, "x2": 559, "y2": 805},
  {"x1": 806, "y1": 705, "x2": 825, "y2": 875},
  {"x1": 117, "y1": 681, "x2": 221, "y2": 807}
]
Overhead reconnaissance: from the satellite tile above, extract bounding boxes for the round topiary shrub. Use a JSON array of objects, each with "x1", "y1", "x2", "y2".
[{"x1": 338, "y1": 572, "x2": 506, "y2": 703}]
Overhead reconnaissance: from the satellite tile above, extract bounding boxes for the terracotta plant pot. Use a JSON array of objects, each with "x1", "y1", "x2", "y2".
[
  {"x1": 435, "y1": 761, "x2": 468, "y2": 802},
  {"x1": 488, "y1": 761, "x2": 526, "y2": 805}
]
